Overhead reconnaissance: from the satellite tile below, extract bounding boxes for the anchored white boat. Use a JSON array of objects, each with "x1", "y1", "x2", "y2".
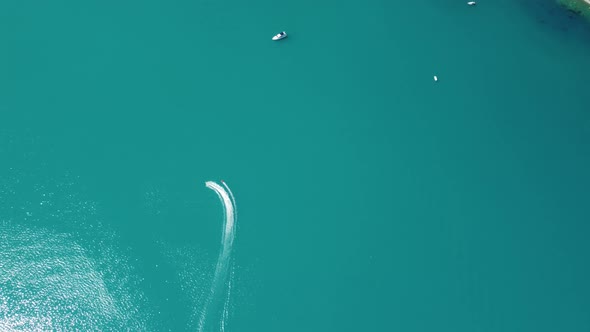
[
  {"x1": 467, "y1": 1, "x2": 476, "y2": 5},
  {"x1": 272, "y1": 31, "x2": 287, "y2": 41}
]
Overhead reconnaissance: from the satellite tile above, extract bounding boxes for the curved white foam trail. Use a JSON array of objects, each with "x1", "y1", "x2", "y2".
[
  {"x1": 222, "y1": 181, "x2": 237, "y2": 223},
  {"x1": 199, "y1": 181, "x2": 237, "y2": 332}
]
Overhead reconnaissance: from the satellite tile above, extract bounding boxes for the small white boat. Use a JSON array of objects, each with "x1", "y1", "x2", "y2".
[
  {"x1": 467, "y1": 1, "x2": 476, "y2": 5},
  {"x1": 272, "y1": 31, "x2": 287, "y2": 41},
  {"x1": 434, "y1": 75, "x2": 438, "y2": 82}
]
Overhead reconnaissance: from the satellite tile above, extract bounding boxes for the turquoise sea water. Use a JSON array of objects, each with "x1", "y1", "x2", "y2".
[{"x1": 1, "y1": 0, "x2": 590, "y2": 330}]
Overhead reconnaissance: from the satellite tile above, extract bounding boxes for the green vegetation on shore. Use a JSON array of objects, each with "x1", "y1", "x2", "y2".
[{"x1": 558, "y1": 0, "x2": 590, "y2": 21}]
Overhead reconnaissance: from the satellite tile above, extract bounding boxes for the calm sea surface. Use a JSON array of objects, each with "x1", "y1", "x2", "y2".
[{"x1": 1, "y1": 0, "x2": 590, "y2": 330}]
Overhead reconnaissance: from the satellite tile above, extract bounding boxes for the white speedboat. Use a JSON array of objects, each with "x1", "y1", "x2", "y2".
[
  {"x1": 272, "y1": 31, "x2": 287, "y2": 41},
  {"x1": 467, "y1": 1, "x2": 476, "y2": 5}
]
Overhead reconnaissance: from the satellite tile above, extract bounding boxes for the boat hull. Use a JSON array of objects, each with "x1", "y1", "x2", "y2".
[{"x1": 272, "y1": 33, "x2": 287, "y2": 41}]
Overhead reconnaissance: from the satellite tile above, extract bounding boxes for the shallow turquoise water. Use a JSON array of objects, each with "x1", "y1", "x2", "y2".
[{"x1": 1, "y1": 0, "x2": 590, "y2": 330}]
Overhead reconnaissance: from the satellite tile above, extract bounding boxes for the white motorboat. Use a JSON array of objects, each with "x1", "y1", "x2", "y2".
[
  {"x1": 272, "y1": 31, "x2": 287, "y2": 41},
  {"x1": 467, "y1": 1, "x2": 476, "y2": 5}
]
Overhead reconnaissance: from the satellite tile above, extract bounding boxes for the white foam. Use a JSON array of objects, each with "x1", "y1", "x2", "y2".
[{"x1": 199, "y1": 181, "x2": 237, "y2": 332}]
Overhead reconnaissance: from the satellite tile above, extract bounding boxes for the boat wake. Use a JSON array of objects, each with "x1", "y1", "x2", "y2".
[{"x1": 198, "y1": 181, "x2": 237, "y2": 332}]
